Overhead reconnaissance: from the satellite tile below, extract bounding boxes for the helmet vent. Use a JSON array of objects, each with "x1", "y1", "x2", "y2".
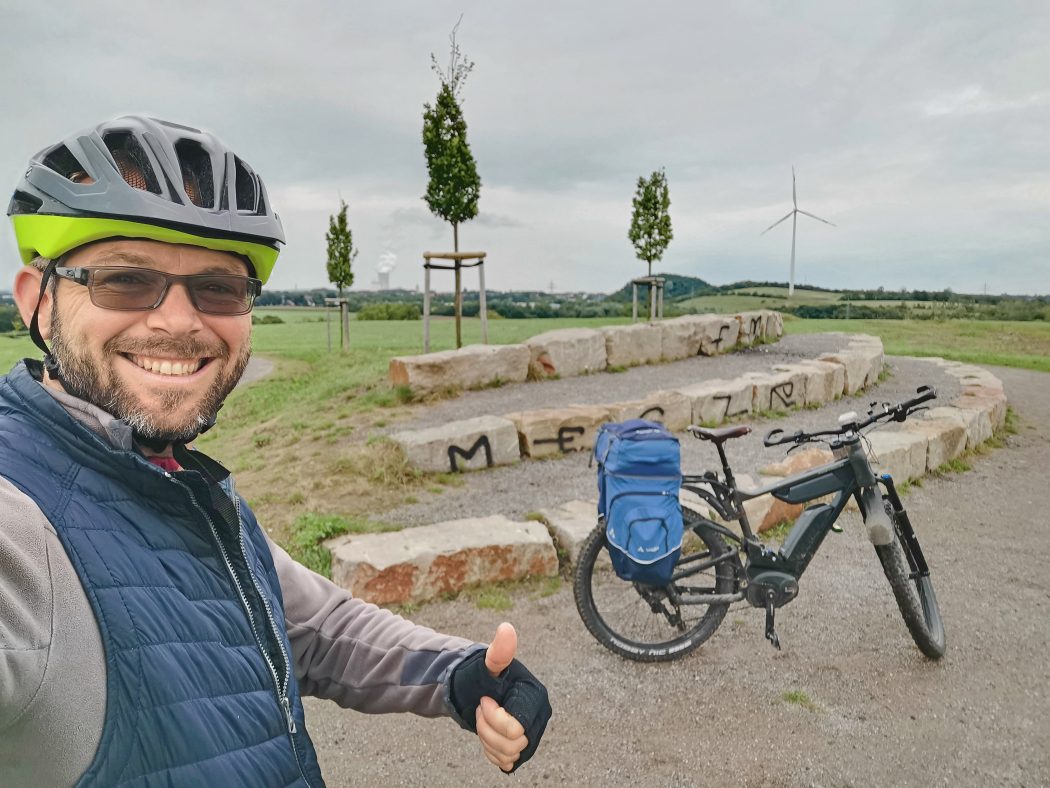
[
  {"x1": 174, "y1": 139, "x2": 215, "y2": 209},
  {"x1": 234, "y1": 157, "x2": 257, "y2": 212},
  {"x1": 102, "y1": 131, "x2": 161, "y2": 194},
  {"x1": 8, "y1": 189, "x2": 43, "y2": 215},
  {"x1": 43, "y1": 145, "x2": 92, "y2": 185}
]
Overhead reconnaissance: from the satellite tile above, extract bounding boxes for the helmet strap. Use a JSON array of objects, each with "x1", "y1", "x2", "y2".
[{"x1": 28, "y1": 258, "x2": 68, "y2": 388}]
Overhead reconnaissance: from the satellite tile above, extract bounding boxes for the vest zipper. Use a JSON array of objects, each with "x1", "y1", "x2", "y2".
[{"x1": 176, "y1": 478, "x2": 311, "y2": 786}]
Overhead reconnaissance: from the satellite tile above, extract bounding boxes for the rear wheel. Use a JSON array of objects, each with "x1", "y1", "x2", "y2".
[
  {"x1": 875, "y1": 502, "x2": 946, "y2": 659},
  {"x1": 573, "y1": 510, "x2": 738, "y2": 662}
]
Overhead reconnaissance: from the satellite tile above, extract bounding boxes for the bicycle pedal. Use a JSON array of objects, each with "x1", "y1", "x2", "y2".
[{"x1": 764, "y1": 597, "x2": 783, "y2": 651}]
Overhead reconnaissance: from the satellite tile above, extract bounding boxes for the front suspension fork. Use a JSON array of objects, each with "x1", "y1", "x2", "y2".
[{"x1": 878, "y1": 476, "x2": 931, "y2": 579}]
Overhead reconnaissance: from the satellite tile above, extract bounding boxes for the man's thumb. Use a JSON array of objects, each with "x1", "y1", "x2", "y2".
[{"x1": 484, "y1": 622, "x2": 517, "y2": 677}]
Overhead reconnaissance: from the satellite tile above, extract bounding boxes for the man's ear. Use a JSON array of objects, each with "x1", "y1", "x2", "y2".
[{"x1": 13, "y1": 266, "x2": 52, "y2": 340}]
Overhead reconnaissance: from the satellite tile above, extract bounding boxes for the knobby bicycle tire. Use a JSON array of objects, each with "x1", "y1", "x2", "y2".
[
  {"x1": 875, "y1": 502, "x2": 946, "y2": 659},
  {"x1": 573, "y1": 510, "x2": 736, "y2": 662}
]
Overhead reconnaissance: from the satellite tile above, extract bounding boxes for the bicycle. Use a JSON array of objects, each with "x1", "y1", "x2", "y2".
[{"x1": 573, "y1": 385, "x2": 946, "y2": 662}]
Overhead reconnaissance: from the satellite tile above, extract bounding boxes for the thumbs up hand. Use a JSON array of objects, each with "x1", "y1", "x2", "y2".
[{"x1": 448, "y1": 622, "x2": 552, "y2": 773}]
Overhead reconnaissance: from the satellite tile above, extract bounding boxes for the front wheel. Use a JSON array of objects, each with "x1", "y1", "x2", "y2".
[
  {"x1": 573, "y1": 510, "x2": 738, "y2": 662},
  {"x1": 875, "y1": 504, "x2": 946, "y2": 659}
]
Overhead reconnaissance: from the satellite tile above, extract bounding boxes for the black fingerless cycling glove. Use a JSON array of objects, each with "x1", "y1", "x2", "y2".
[{"x1": 449, "y1": 650, "x2": 552, "y2": 773}]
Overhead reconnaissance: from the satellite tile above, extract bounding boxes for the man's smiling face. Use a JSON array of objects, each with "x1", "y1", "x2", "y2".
[{"x1": 40, "y1": 239, "x2": 253, "y2": 442}]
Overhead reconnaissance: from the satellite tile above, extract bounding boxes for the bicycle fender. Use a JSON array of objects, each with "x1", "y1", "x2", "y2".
[{"x1": 859, "y1": 485, "x2": 893, "y2": 546}]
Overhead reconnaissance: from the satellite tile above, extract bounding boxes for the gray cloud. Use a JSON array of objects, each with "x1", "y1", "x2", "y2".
[{"x1": 1, "y1": 1, "x2": 1047, "y2": 294}]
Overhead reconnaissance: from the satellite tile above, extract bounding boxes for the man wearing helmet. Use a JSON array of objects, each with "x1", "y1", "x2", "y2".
[{"x1": 0, "y1": 117, "x2": 550, "y2": 786}]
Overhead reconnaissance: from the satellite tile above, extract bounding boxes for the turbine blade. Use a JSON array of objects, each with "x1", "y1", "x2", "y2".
[
  {"x1": 798, "y1": 209, "x2": 835, "y2": 227},
  {"x1": 792, "y1": 167, "x2": 797, "y2": 209},
  {"x1": 761, "y1": 211, "x2": 794, "y2": 235}
]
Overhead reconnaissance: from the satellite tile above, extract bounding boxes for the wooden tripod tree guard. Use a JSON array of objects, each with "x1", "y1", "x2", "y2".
[
  {"x1": 422, "y1": 251, "x2": 488, "y2": 353},
  {"x1": 631, "y1": 276, "x2": 666, "y2": 322}
]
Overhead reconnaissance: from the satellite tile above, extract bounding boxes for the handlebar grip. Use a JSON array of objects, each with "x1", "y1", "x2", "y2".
[{"x1": 763, "y1": 428, "x2": 784, "y2": 447}]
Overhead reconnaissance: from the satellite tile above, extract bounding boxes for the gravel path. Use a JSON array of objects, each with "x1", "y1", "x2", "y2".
[{"x1": 304, "y1": 357, "x2": 1050, "y2": 787}]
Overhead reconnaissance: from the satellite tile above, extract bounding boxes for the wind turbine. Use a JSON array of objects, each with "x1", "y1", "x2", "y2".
[{"x1": 761, "y1": 167, "x2": 835, "y2": 297}]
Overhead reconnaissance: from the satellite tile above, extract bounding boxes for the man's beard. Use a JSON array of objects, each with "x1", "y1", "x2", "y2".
[{"x1": 49, "y1": 307, "x2": 251, "y2": 443}]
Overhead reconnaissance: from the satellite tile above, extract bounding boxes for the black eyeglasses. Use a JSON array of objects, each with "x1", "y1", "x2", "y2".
[{"x1": 52, "y1": 266, "x2": 262, "y2": 316}]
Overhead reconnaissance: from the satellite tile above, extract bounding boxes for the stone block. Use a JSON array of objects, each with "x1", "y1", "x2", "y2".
[
  {"x1": 846, "y1": 337, "x2": 884, "y2": 387},
  {"x1": 924, "y1": 406, "x2": 989, "y2": 450},
  {"x1": 391, "y1": 415, "x2": 521, "y2": 473},
  {"x1": 697, "y1": 315, "x2": 741, "y2": 356},
  {"x1": 954, "y1": 389, "x2": 1007, "y2": 431},
  {"x1": 526, "y1": 328, "x2": 607, "y2": 379},
  {"x1": 865, "y1": 430, "x2": 929, "y2": 483},
  {"x1": 538, "y1": 500, "x2": 599, "y2": 569},
  {"x1": 389, "y1": 344, "x2": 529, "y2": 393},
  {"x1": 901, "y1": 418, "x2": 967, "y2": 471},
  {"x1": 785, "y1": 359, "x2": 845, "y2": 405},
  {"x1": 508, "y1": 404, "x2": 613, "y2": 458},
  {"x1": 817, "y1": 350, "x2": 870, "y2": 395},
  {"x1": 659, "y1": 316, "x2": 705, "y2": 360},
  {"x1": 328, "y1": 516, "x2": 558, "y2": 605},
  {"x1": 607, "y1": 390, "x2": 692, "y2": 431},
  {"x1": 736, "y1": 311, "x2": 767, "y2": 347},
  {"x1": 759, "y1": 447, "x2": 835, "y2": 478},
  {"x1": 721, "y1": 473, "x2": 803, "y2": 533},
  {"x1": 675, "y1": 377, "x2": 753, "y2": 425},
  {"x1": 601, "y1": 323, "x2": 663, "y2": 368},
  {"x1": 765, "y1": 310, "x2": 784, "y2": 339},
  {"x1": 742, "y1": 369, "x2": 805, "y2": 413}
]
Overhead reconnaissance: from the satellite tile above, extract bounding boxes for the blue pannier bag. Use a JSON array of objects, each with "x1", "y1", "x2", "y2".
[{"x1": 594, "y1": 419, "x2": 683, "y2": 585}]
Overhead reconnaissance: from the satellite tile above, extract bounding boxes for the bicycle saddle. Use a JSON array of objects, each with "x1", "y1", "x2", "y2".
[{"x1": 687, "y1": 425, "x2": 752, "y2": 444}]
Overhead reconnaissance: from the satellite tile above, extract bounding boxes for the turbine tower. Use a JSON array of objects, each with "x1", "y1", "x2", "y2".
[{"x1": 761, "y1": 167, "x2": 835, "y2": 297}]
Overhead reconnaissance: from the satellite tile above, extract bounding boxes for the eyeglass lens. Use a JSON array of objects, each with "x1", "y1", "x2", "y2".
[{"x1": 88, "y1": 267, "x2": 257, "y2": 314}]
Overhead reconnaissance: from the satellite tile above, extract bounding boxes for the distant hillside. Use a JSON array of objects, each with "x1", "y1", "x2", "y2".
[{"x1": 607, "y1": 274, "x2": 716, "y2": 302}]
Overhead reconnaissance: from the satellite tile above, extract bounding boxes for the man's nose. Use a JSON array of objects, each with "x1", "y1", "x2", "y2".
[{"x1": 143, "y1": 281, "x2": 205, "y2": 334}]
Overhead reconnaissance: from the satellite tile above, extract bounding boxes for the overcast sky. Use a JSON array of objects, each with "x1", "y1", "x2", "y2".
[{"x1": 3, "y1": 1, "x2": 1048, "y2": 295}]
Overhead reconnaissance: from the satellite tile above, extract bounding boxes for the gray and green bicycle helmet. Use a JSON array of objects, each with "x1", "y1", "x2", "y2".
[{"x1": 8, "y1": 115, "x2": 284, "y2": 282}]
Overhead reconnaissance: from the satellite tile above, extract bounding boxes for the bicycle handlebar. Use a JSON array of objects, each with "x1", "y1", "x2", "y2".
[{"x1": 762, "y1": 385, "x2": 937, "y2": 448}]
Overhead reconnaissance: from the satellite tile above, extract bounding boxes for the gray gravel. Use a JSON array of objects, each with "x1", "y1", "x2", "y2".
[
  {"x1": 306, "y1": 362, "x2": 1050, "y2": 787},
  {"x1": 380, "y1": 336, "x2": 962, "y2": 527}
]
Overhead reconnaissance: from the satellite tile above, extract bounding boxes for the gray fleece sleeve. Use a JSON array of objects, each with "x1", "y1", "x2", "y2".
[
  {"x1": 0, "y1": 477, "x2": 53, "y2": 732},
  {"x1": 269, "y1": 536, "x2": 483, "y2": 720}
]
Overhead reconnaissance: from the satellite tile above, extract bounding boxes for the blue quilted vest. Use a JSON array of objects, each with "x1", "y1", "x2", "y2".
[{"x1": 0, "y1": 362, "x2": 325, "y2": 787}]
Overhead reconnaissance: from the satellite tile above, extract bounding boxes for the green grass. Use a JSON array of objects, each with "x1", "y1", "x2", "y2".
[
  {"x1": 785, "y1": 318, "x2": 1050, "y2": 373},
  {"x1": 677, "y1": 288, "x2": 839, "y2": 313},
  {"x1": 285, "y1": 512, "x2": 403, "y2": 577},
  {"x1": 781, "y1": 689, "x2": 818, "y2": 712}
]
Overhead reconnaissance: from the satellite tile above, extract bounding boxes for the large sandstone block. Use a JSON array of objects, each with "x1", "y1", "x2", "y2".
[
  {"x1": 659, "y1": 316, "x2": 705, "y2": 360},
  {"x1": 817, "y1": 350, "x2": 870, "y2": 395},
  {"x1": 601, "y1": 324, "x2": 663, "y2": 368},
  {"x1": 389, "y1": 344, "x2": 529, "y2": 393},
  {"x1": 736, "y1": 311, "x2": 768, "y2": 347},
  {"x1": 924, "y1": 406, "x2": 990, "y2": 450},
  {"x1": 953, "y1": 389, "x2": 1007, "y2": 431},
  {"x1": 508, "y1": 404, "x2": 612, "y2": 457},
  {"x1": 901, "y1": 418, "x2": 967, "y2": 471},
  {"x1": 742, "y1": 369, "x2": 806, "y2": 413},
  {"x1": 866, "y1": 430, "x2": 928, "y2": 483},
  {"x1": 779, "y1": 359, "x2": 844, "y2": 406},
  {"x1": 391, "y1": 416, "x2": 521, "y2": 473},
  {"x1": 537, "y1": 500, "x2": 599, "y2": 569},
  {"x1": 526, "y1": 328, "x2": 607, "y2": 379},
  {"x1": 697, "y1": 315, "x2": 741, "y2": 356},
  {"x1": 675, "y1": 377, "x2": 753, "y2": 425},
  {"x1": 765, "y1": 311, "x2": 784, "y2": 339},
  {"x1": 607, "y1": 390, "x2": 692, "y2": 431},
  {"x1": 846, "y1": 337, "x2": 884, "y2": 387},
  {"x1": 329, "y1": 516, "x2": 558, "y2": 605},
  {"x1": 930, "y1": 359, "x2": 1005, "y2": 393}
]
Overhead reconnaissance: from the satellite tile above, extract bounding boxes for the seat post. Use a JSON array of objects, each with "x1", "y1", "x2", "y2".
[{"x1": 715, "y1": 442, "x2": 735, "y2": 487}]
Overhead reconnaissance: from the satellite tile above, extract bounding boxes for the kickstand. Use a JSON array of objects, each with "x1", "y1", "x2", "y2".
[{"x1": 764, "y1": 595, "x2": 782, "y2": 650}]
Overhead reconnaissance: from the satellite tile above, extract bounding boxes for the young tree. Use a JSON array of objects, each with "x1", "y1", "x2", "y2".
[
  {"x1": 628, "y1": 169, "x2": 674, "y2": 278},
  {"x1": 326, "y1": 199, "x2": 358, "y2": 351},
  {"x1": 422, "y1": 20, "x2": 481, "y2": 348}
]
